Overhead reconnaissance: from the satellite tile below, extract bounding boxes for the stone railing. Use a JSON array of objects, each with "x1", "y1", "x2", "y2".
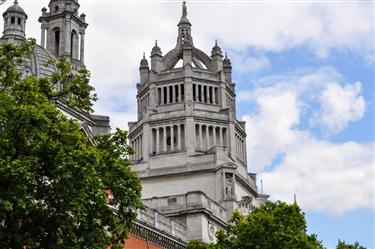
[
  {"x1": 143, "y1": 191, "x2": 227, "y2": 223},
  {"x1": 137, "y1": 206, "x2": 187, "y2": 242}
]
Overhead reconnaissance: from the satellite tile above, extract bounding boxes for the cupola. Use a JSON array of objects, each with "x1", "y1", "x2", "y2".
[{"x1": 2, "y1": 0, "x2": 28, "y2": 40}]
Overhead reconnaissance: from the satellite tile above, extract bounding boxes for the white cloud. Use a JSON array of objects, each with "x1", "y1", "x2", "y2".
[
  {"x1": 232, "y1": 54, "x2": 270, "y2": 73},
  {"x1": 312, "y1": 82, "x2": 366, "y2": 135},
  {"x1": 261, "y1": 140, "x2": 374, "y2": 215},
  {"x1": 240, "y1": 67, "x2": 372, "y2": 215},
  {"x1": 242, "y1": 92, "x2": 303, "y2": 171},
  {"x1": 1, "y1": 1, "x2": 372, "y2": 130}
]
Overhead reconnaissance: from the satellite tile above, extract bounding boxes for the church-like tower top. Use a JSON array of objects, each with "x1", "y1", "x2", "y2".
[
  {"x1": 2, "y1": 0, "x2": 28, "y2": 40},
  {"x1": 139, "y1": 1, "x2": 232, "y2": 80}
]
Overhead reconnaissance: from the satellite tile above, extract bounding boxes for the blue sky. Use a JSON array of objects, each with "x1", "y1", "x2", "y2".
[{"x1": 2, "y1": 0, "x2": 373, "y2": 248}]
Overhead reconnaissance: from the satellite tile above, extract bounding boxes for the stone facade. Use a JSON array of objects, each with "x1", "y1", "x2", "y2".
[{"x1": 129, "y1": 2, "x2": 268, "y2": 243}]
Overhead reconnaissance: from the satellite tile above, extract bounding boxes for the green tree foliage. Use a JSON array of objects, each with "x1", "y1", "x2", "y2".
[
  {"x1": 189, "y1": 201, "x2": 325, "y2": 249},
  {"x1": 187, "y1": 240, "x2": 216, "y2": 249},
  {"x1": 337, "y1": 240, "x2": 367, "y2": 249},
  {"x1": 0, "y1": 39, "x2": 142, "y2": 248}
]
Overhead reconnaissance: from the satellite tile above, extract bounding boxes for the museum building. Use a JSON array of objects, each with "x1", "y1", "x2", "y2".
[{"x1": 1, "y1": 0, "x2": 267, "y2": 248}]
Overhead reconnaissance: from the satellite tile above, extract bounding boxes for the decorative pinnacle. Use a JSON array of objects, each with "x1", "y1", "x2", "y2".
[
  {"x1": 143, "y1": 52, "x2": 145, "y2": 59},
  {"x1": 155, "y1": 40, "x2": 158, "y2": 46},
  {"x1": 215, "y1": 39, "x2": 218, "y2": 46},
  {"x1": 182, "y1": 1, "x2": 187, "y2": 18},
  {"x1": 14, "y1": 0, "x2": 18, "y2": 4},
  {"x1": 225, "y1": 52, "x2": 228, "y2": 58}
]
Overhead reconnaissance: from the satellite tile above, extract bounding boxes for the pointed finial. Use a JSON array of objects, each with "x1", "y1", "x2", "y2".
[
  {"x1": 14, "y1": 0, "x2": 18, "y2": 4},
  {"x1": 143, "y1": 52, "x2": 145, "y2": 59},
  {"x1": 182, "y1": 1, "x2": 187, "y2": 18},
  {"x1": 293, "y1": 193, "x2": 298, "y2": 205},
  {"x1": 225, "y1": 52, "x2": 228, "y2": 58},
  {"x1": 215, "y1": 39, "x2": 218, "y2": 46},
  {"x1": 155, "y1": 40, "x2": 158, "y2": 46}
]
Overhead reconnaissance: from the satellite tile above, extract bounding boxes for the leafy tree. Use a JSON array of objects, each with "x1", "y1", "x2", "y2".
[
  {"x1": 0, "y1": 39, "x2": 142, "y2": 248},
  {"x1": 187, "y1": 240, "x2": 215, "y2": 249},
  {"x1": 337, "y1": 240, "x2": 367, "y2": 249},
  {"x1": 189, "y1": 201, "x2": 324, "y2": 249}
]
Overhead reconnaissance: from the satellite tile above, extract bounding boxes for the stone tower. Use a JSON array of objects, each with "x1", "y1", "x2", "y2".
[
  {"x1": 38, "y1": 0, "x2": 87, "y2": 69},
  {"x1": 2, "y1": 0, "x2": 28, "y2": 41},
  {"x1": 128, "y1": 2, "x2": 268, "y2": 242}
]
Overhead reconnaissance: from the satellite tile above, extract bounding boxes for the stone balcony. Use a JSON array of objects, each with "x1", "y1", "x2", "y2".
[
  {"x1": 142, "y1": 191, "x2": 228, "y2": 225},
  {"x1": 136, "y1": 206, "x2": 187, "y2": 242}
]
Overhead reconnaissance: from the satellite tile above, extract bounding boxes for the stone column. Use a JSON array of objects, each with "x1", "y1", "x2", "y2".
[
  {"x1": 177, "y1": 84, "x2": 181, "y2": 102},
  {"x1": 166, "y1": 85, "x2": 170, "y2": 104},
  {"x1": 163, "y1": 126, "x2": 167, "y2": 152},
  {"x1": 41, "y1": 27, "x2": 46, "y2": 48},
  {"x1": 80, "y1": 31, "x2": 85, "y2": 63},
  {"x1": 207, "y1": 87, "x2": 209, "y2": 104},
  {"x1": 161, "y1": 87, "x2": 164, "y2": 105},
  {"x1": 135, "y1": 138, "x2": 138, "y2": 160},
  {"x1": 199, "y1": 124, "x2": 203, "y2": 150},
  {"x1": 172, "y1": 85, "x2": 175, "y2": 103},
  {"x1": 156, "y1": 128, "x2": 160, "y2": 153},
  {"x1": 206, "y1": 125, "x2": 210, "y2": 149},
  {"x1": 131, "y1": 141, "x2": 134, "y2": 160},
  {"x1": 195, "y1": 85, "x2": 199, "y2": 102},
  {"x1": 213, "y1": 127, "x2": 217, "y2": 147},
  {"x1": 171, "y1": 125, "x2": 175, "y2": 151},
  {"x1": 200, "y1": 85, "x2": 204, "y2": 103},
  {"x1": 64, "y1": 17, "x2": 71, "y2": 56},
  {"x1": 140, "y1": 135, "x2": 143, "y2": 160},
  {"x1": 244, "y1": 138, "x2": 247, "y2": 163},
  {"x1": 220, "y1": 127, "x2": 223, "y2": 147},
  {"x1": 177, "y1": 125, "x2": 181, "y2": 151},
  {"x1": 213, "y1": 87, "x2": 216, "y2": 104}
]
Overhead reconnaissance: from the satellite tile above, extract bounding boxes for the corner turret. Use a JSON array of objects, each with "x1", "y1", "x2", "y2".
[
  {"x1": 39, "y1": 0, "x2": 88, "y2": 69},
  {"x1": 151, "y1": 40, "x2": 163, "y2": 73},
  {"x1": 223, "y1": 52, "x2": 232, "y2": 83},
  {"x1": 139, "y1": 53, "x2": 149, "y2": 84},
  {"x1": 211, "y1": 40, "x2": 223, "y2": 72}
]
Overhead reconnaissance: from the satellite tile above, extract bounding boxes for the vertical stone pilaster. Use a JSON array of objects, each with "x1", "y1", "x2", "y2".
[{"x1": 80, "y1": 31, "x2": 85, "y2": 63}]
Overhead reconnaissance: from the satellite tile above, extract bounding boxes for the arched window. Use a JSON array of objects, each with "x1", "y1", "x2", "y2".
[
  {"x1": 11, "y1": 16, "x2": 15, "y2": 24},
  {"x1": 17, "y1": 17, "x2": 21, "y2": 25}
]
